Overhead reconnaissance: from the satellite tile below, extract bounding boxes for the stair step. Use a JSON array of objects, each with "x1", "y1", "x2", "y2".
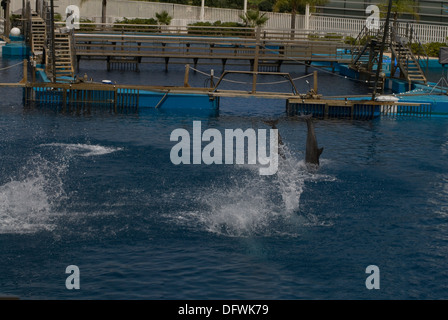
[
  {"x1": 49, "y1": 61, "x2": 72, "y2": 64},
  {"x1": 48, "y1": 60, "x2": 72, "y2": 64}
]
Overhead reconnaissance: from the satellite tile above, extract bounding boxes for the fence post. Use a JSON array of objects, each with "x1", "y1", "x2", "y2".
[
  {"x1": 252, "y1": 26, "x2": 261, "y2": 94},
  {"x1": 21, "y1": 59, "x2": 28, "y2": 83},
  {"x1": 305, "y1": 4, "x2": 310, "y2": 31},
  {"x1": 184, "y1": 64, "x2": 190, "y2": 87}
]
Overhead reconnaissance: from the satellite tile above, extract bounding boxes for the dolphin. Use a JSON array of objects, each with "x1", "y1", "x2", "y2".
[
  {"x1": 298, "y1": 114, "x2": 323, "y2": 166},
  {"x1": 263, "y1": 119, "x2": 285, "y2": 159}
]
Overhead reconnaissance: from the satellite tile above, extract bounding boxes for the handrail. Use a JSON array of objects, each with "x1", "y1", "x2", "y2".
[
  {"x1": 155, "y1": 90, "x2": 170, "y2": 108},
  {"x1": 391, "y1": 24, "x2": 427, "y2": 83},
  {"x1": 410, "y1": 25, "x2": 429, "y2": 75},
  {"x1": 350, "y1": 23, "x2": 385, "y2": 66},
  {"x1": 350, "y1": 25, "x2": 369, "y2": 63},
  {"x1": 212, "y1": 70, "x2": 300, "y2": 95}
]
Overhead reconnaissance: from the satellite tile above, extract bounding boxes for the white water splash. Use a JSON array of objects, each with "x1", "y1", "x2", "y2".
[
  {"x1": 173, "y1": 145, "x2": 336, "y2": 237},
  {"x1": 0, "y1": 143, "x2": 122, "y2": 234},
  {"x1": 0, "y1": 156, "x2": 67, "y2": 234},
  {"x1": 39, "y1": 143, "x2": 123, "y2": 157}
]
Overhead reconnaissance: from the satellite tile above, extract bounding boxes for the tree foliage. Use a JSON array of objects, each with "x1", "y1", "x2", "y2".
[
  {"x1": 239, "y1": 10, "x2": 269, "y2": 27},
  {"x1": 273, "y1": 0, "x2": 328, "y2": 14},
  {"x1": 155, "y1": 10, "x2": 173, "y2": 25},
  {"x1": 379, "y1": 0, "x2": 420, "y2": 20}
]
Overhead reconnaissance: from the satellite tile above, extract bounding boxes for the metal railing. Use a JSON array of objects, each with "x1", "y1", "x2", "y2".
[{"x1": 391, "y1": 24, "x2": 429, "y2": 82}]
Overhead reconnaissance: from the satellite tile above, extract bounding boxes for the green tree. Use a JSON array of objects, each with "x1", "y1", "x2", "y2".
[
  {"x1": 273, "y1": 0, "x2": 328, "y2": 38},
  {"x1": 80, "y1": 0, "x2": 107, "y2": 25},
  {"x1": 155, "y1": 10, "x2": 173, "y2": 25},
  {"x1": 379, "y1": 0, "x2": 419, "y2": 22},
  {"x1": 239, "y1": 10, "x2": 269, "y2": 28}
]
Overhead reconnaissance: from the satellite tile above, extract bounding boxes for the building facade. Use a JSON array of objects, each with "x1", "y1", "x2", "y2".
[{"x1": 316, "y1": 0, "x2": 447, "y2": 25}]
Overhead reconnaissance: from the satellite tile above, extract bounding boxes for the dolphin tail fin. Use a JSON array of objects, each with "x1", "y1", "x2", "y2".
[{"x1": 318, "y1": 147, "x2": 324, "y2": 156}]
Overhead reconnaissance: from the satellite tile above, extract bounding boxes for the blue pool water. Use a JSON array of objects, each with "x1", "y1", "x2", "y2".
[{"x1": 0, "y1": 58, "x2": 447, "y2": 299}]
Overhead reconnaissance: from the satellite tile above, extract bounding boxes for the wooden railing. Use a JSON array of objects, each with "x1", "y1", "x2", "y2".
[
  {"x1": 391, "y1": 23, "x2": 429, "y2": 80},
  {"x1": 73, "y1": 31, "x2": 352, "y2": 66}
]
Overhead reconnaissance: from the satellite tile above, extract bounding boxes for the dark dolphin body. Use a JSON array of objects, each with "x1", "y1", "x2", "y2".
[
  {"x1": 300, "y1": 114, "x2": 323, "y2": 166},
  {"x1": 263, "y1": 120, "x2": 285, "y2": 159}
]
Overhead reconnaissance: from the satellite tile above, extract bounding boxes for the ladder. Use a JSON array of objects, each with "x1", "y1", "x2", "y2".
[
  {"x1": 390, "y1": 34, "x2": 427, "y2": 85},
  {"x1": 30, "y1": 15, "x2": 46, "y2": 54},
  {"x1": 349, "y1": 26, "x2": 386, "y2": 94},
  {"x1": 48, "y1": 30, "x2": 75, "y2": 80}
]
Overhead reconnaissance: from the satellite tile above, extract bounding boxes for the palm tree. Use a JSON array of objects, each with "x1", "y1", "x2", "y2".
[
  {"x1": 379, "y1": 0, "x2": 419, "y2": 22},
  {"x1": 273, "y1": 0, "x2": 328, "y2": 38},
  {"x1": 239, "y1": 10, "x2": 269, "y2": 28},
  {"x1": 155, "y1": 10, "x2": 172, "y2": 26},
  {"x1": 80, "y1": 0, "x2": 107, "y2": 25}
]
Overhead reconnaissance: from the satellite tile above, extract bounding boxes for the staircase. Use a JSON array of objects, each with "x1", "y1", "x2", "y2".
[
  {"x1": 350, "y1": 23, "x2": 428, "y2": 94},
  {"x1": 390, "y1": 37, "x2": 427, "y2": 84},
  {"x1": 355, "y1": 40, "x2": 383, "y2": 67},
  {"x1": 30, "y1": 15, "x2": 46, "y2": 54},
  {"x1": 350, "y1": 25, "x2": 383, "y2": 68},
  {"x1": 350, "y1": 28, "x2": 386, "y2": 94},
  {"x1": 365, "y1": 70, "x2": 386, "y2": 93},
  {"x1": 47, "y1": 30, "x2": 75, "y2": 81},
  {"x1": 28, "y1": 0, "x2": 75, "y2": 82}
]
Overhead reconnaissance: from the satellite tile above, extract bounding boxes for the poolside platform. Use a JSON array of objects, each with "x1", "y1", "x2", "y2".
[
  {"x1": 2, "y1": 0, "x2": 444, "y2": 118},
  {"x1": 74, "y1": 32, "x2": 352, "y2": 72}
]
